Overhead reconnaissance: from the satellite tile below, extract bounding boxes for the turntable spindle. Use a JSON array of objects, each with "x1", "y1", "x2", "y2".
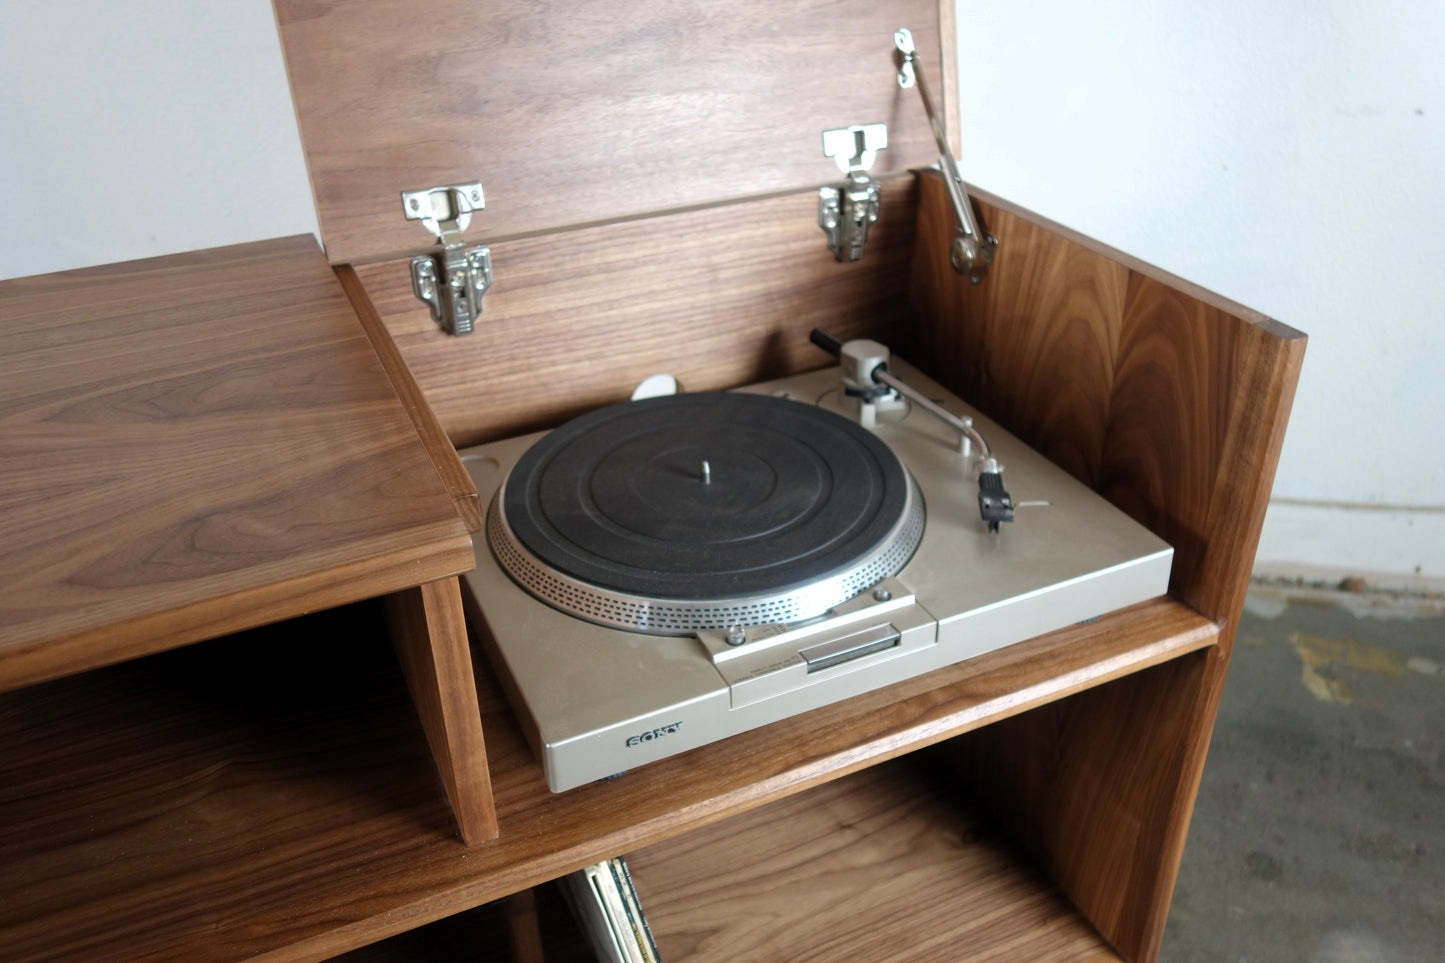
[{"x1": 701, "y1": 460, "x2": 712, "y2": 484}]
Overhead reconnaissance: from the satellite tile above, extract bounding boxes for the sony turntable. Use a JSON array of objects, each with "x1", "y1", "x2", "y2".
[{"x1": 459, "y1": 332, "x2": 1173, "y2": 792}]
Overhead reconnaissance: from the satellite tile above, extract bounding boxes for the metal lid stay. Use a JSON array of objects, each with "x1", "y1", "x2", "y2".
[{"x1": 895, "y1": 27, "x2": 997, "y2": 282}]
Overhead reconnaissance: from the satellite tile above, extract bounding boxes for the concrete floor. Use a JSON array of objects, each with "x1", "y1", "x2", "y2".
[{"x1": 1159, "y1": 584, "x2": 1445, "y2": 963}]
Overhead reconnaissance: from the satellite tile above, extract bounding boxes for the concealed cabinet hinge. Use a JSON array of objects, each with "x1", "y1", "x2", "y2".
[
  {"x1": 818, "y1": 123, "x2": 887, "y2": 263},
  {"x1": 401, "y1": 182, "x2": 492, "y2": 336}
]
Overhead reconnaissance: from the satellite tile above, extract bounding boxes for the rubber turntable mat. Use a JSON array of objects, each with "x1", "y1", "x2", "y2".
[{"x1": 501, "y1": 392, "x2": 909, "y2": 599}]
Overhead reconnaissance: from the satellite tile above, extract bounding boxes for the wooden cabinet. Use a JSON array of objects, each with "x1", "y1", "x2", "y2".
[{"x1": 0, "y1": 2, "x2": 1304, "y2": 961}]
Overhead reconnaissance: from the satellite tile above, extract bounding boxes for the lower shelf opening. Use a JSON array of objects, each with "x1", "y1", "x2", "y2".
[
  {"x1": 0, "y1": 594, "x2": 1210, "y2": 961},
  {"x1": 331, "y1": 753, "x2": 1119, "y2": 963},
  {"x1": 625, "y1": 752, "x2": 1119, "y2": 962}
]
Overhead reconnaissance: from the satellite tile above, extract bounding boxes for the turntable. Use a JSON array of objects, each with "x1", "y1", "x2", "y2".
[{"x1": 459, "y1": 332, "x2": 1172, "y2": 792}]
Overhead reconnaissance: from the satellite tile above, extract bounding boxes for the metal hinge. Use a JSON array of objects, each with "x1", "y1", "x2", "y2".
[
  {"x1": 401, "y1": 182, "x2": 492, "y2": 336},
  {"x1": 818, "y1": 123, "x2": 887, "y2": 262}
]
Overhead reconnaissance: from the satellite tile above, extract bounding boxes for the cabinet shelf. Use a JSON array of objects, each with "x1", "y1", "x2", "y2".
[
  {"x1": 0, "y1": 596, "x2": 1213, "y2": 961},
  {"x1": 0, "y1": 236, "x2": 474, "y2": 694},
  {"x1": 627, "y1": 754, "x2": 1122, "y2": 962}
]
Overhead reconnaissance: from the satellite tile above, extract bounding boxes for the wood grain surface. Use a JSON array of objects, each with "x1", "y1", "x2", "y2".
[
  {"x1": 908, "y1": 186, "x2": 1129, "y2": 486},
  {"x1": 274, "y1": 0, "x2": 946, "y2": 265},
  {"x1": 628, "y1": 755, "x2": 1120, "y2": 962},
  {"x1": 352, "y1": 179, "x2": 922, "y2": 448},
  {"x1": 0, "y1": 596, "x2": 1214, "y2": 962},
  {"x1": 0, "y1": 236, "x2": 474, "y2": 692},
  {"x1": 386, "y1": 577, "x2": 498, "y2": 844},
  {"x1": 338, "y1": 265, "x2": 483, "y2": 532},
  {"x1": 503, "y1": 889, "x2": 547, "y2": 963},
  {"x1": 946, "y1": 652, "x2": 1226, "y2": 963},
  {"x1": 906, "y1": 171, "x2": 1306, "y2": 961}
]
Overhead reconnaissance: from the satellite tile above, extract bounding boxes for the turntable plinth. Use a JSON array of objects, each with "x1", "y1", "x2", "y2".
[{"x1": 0, "y1": 1, "x2": 1304, "y2": 961}]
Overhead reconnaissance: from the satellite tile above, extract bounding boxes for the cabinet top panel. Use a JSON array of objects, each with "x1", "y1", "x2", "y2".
[
  {"x1": 0, "y1": 236, "x2": 473, "y2": 689},
  {"x1": 274, "y1": 0, "x2": 950, "y2": 264}
]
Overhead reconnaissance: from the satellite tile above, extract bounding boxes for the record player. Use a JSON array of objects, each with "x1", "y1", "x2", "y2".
[{"x1": 459, "y1": 333, "x2": 1172, "y2": 792}]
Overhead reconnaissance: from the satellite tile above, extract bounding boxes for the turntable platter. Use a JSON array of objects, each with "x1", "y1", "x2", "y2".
[{"x1": 487, "y1": 392, "x2": 924, "y2": 635}]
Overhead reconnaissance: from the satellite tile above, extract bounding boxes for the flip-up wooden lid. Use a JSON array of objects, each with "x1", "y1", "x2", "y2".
[{"x1": 275, "y1": 0, "x2": 952, "y2": 265}]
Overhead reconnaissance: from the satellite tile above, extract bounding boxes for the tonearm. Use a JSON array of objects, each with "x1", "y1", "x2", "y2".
[{"x1": 809, "y1": 329, "x2": 1014, "y2": 532}]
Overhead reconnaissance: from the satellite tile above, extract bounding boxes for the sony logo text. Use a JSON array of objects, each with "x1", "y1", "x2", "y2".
[{"x1": 626, "y1": 721, "x2": 683, "y2": 748}]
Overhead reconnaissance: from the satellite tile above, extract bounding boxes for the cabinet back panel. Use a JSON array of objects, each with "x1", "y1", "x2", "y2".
[
  {"x1": 351, "y1": 180, "x2": 921, "y2": 449},
  {"x1": 909, "y1": 170, "x2": 1304, "y2": 962}
]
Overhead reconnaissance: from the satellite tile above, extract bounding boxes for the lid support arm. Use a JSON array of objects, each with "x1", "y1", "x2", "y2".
[{"x1": 894, "y1": 28, "x2": 997, "y2": 283}]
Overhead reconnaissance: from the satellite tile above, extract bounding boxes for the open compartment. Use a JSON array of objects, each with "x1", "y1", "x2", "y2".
[
  {"x1": 624, "y1": 749, "x2": 1118, "y2": 962},
  {"x1": 0, "y1": 575, "x2": 1215, "y2": 961}
]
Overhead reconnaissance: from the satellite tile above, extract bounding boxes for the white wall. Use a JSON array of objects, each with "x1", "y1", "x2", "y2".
[
  {"x1": 955, "y1": 1, "x2": 1445, "y2": 584},
  {"x1": 0, "y1": 1, "x2": 317, "y2": 275},
  {"x1": 2, "y1": 1, "x2": 1438, "y2": 583}
]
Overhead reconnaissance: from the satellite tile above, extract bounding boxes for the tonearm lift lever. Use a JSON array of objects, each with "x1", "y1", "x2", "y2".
[{"x1": 810, "y1": 329, "x2": 1014, "y2": 532}]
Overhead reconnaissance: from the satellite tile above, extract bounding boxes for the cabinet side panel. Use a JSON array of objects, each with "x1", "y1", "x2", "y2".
[
  {"x1": 1100, "y1": 273, "x2": 1240, "y2": 608},
  {"x1": 352, "y1": 182, "x2": 919, "y2": 448},
  {"x1": 945, "y1": 650, "x2": 1225, "y2": 963},
  {"x1": 1178, "y1": 316, "x2": 1306, "y2": 623},
  {"x1": 1101, "y1": 277, "x2": 1305, "y2": 622},
  {"x1": 907, "y1": 170, "x2": 1305, "y2": 962},
  {"x1": 908, "y1": 173, "x2": 1304, "y2": 605},
  {"x1": 908, "y1": 179, "x2": 1126, "y2": 486}
]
